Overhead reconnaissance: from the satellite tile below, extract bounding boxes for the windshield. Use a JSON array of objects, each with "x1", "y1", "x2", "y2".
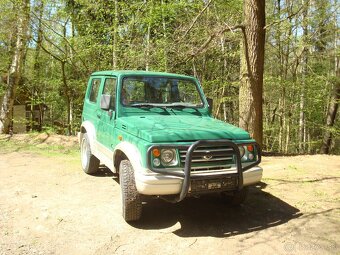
[{"x1": 121, "y1": 76, "x2": 204, "y2": 107}]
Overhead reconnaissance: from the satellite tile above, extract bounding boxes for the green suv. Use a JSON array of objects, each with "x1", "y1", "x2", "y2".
[{"x1": 79, "y1": 70, "x2": 262, "y2": 222}]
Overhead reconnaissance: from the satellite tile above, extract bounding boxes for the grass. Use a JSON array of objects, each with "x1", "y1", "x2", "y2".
[{"x1": 0, "y1": 134, "x2": 79, "y2": 158}]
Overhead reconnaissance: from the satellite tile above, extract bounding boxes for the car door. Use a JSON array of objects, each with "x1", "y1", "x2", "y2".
[{"x1": 97, "y1": 76, "x2": 117, "y2": 152}]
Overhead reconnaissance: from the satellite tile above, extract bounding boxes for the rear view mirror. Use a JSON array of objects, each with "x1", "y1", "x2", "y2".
[
  {"x1": 207, "y1": 98, "x2": 213, "y2": 114},
  {"x1": 100, "y1": 94, "x2": 111, "y2": 110}
]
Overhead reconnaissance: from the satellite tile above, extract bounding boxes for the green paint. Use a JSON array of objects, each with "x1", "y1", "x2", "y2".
[
  {"x1": 81, "y1": 71, "x2": 258, "y2": 168},
  {"x1": 116, "y1": 115, "x2": 250, "y2": 142}
]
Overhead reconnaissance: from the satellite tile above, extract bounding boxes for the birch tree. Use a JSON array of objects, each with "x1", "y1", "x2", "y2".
[{"x1": 0, "y1": 0, "x2": 30, "y2": 134}]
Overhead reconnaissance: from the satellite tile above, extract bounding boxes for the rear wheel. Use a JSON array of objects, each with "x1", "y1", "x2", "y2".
[
  {"x1": 221, "y1": 187, "x2": 248, "y2": 205},
  {"x1": 80, "y1": 133, "x2": 99, "y2": 174},
  {"x1": 119, "y1": 159, "x2": 142, "y2": 222}
]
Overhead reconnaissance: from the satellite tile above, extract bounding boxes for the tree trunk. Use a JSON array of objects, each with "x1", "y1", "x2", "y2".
[
  {"x1": 276, "y1": 0, "x2": 283, "y2": 152},
  {"x1": 283, "y1": 0, "x2": 293, "y2": 154},
  {"x1": 320, "y1": 57, "x2": 340, "y2": 154},
  {"x1": 30, "y1": 0, "x2": 44, "y2": 131},
  {"x1": 320, "y1": 1, "x2": 339, "y2": 154},
  {"x1": 299, "y1": 0, "x2": 309, "y2": 153},
  {"x1": 112, "y1": 0, "x2": 118, "y2": 69},
  {"x1": 0, "y1": 0, "x2": 30, "y2": 134},
  {"x1": 239, "y1": 0, "x2": 265, "y2": 146},
  {"x1": 161, "y1": 0, "x2": 168, "y2": 71},
  {"x1": 145, "y1": 16, "x2": 151, "y2": 71},
  {"x1": 61, "y1": 61, "x2": 72, "y2": 135},
  {"x1": 320, "y1": 84, "x2": 340, "y2": 154}
]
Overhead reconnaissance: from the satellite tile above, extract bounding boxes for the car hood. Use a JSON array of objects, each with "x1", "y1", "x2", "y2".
[{"x1": 117, "y1": 115, "x2": 250, "y2": 143}]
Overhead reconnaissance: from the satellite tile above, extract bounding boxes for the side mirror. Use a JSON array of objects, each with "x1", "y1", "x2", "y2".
[
  {"x1": 207, "y1": 98, "x2": 213, "y2": 114},
  {"x1": 100, "y1": 94, "x2": 111, "y2": 110}
]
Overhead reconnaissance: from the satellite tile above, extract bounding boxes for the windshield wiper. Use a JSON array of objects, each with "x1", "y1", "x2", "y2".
[
  {"x1": 166, "y1": 103, "x2": 203, "y2": 116},
  {"x1": 130, "y1": 102, "x2": 201, "y2": 111},
  {"x1": 130, "y1": 103, "x2": 167, "y2": 110},
  {"x1": 166, "y1": 103, "x2": 200, "y2": 109}
]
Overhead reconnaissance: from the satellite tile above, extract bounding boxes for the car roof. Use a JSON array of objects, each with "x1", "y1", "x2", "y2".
[{"x1": 91, "y1": 70, "x2": 195, "y2": 79}]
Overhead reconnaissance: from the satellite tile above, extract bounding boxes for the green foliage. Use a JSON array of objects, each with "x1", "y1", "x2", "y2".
[
  {"x1": 0, "y1": 0, "x2": 338, "y2": 153},
  {"x1": 264, "y1": 0, "x2": 339, "y2": 154}
]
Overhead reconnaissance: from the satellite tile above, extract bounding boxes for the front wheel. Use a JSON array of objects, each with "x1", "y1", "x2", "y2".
[
  {"x1": 119, "y1": 160, "x2": 142, "y2": 222},
  {"x1": 80, "y1": 133, "x2": 99, "y2": 174}
]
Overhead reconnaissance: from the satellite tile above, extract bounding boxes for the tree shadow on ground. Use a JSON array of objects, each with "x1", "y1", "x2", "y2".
[{"x1": 132, "y1": 182, "x2": 302, "y2": 238}]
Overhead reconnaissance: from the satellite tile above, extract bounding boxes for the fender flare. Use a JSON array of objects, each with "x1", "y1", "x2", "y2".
[
  {"x1": 113, "y1": 141, "x2": 143, "y2": 173},
  {"x1": 80, "y1": 120, "x2": 97, "y2": 149}
]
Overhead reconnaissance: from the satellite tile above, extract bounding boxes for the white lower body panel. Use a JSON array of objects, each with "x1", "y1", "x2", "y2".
[{"x1": 135, "y1": 166, "x2": 263, "y2": 195}]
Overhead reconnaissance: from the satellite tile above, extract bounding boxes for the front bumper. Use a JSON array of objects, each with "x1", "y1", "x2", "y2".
[
  {"x1": 136, "y1": 139, "x2": 262, "y2": 201},
  {"x1": 135, "y1": 166, "x2": 263, "y2": 196}
]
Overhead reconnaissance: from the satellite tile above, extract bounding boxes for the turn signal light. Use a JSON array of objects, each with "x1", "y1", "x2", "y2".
[
  {"x1": 152, "y1": 148, "x2": 161, "y2": 157},
  {"x1": 247, "y1": 145, "x2": 254, "y2": 152}
]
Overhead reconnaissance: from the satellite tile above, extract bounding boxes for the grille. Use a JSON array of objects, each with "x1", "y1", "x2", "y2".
[{"x1": 179, "y1": 145, "x2": 235, "y2": 171}]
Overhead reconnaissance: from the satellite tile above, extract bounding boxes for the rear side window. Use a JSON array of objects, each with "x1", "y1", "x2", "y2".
[
  {"x1": 89, "y1": 78, "x2": 101, "y2": 103},
  {"x1": 102, "y1": 78, "x2": 117, "y2": 110}
]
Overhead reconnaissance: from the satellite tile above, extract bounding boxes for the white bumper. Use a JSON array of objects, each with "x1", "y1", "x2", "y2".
[{"x1": 135, "y1": 166, "x2": 263, "y2": 195}]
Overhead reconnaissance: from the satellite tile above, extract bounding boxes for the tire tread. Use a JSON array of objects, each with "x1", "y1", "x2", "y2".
[{"x1": 119, "y1": 160, "x2": 142, "y2": 221}]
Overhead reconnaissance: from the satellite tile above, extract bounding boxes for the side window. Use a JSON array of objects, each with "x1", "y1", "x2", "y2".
[
  {"x1": 89, "y1": 78, "x2": 101, "y2": 103},
  {"x1": 102, "y1": 78, "x2": 117, "y2": 110}
]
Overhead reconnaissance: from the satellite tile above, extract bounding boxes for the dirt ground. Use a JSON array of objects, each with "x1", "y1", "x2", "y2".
[{"x1": 0, "y1": 135, "x2": 339, "y2": 255}]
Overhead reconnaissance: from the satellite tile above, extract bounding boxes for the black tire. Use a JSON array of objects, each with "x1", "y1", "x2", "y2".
[
  {"x1": 221, "y1": 187, "x2": 249, "y2": 205},
  {"x1": 119, "y1": 159, "x2": 142, "y2": 222},
  {"x1": 80, "y1": 133, "x2": 99, "y2": 174}
]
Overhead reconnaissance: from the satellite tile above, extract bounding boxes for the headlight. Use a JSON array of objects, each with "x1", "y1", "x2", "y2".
[
  {"x1": 153, "y1": 158, "x2": 161, "y2": 166},
  {"x1": 238, "y1": 144, "x2": 257, "y2": 161},
  {"x1": 160, "y1": 149, "x2": 177, "y2": 165},
  {"x1": 238, "y1": 145, "x2": 245, "y2": 158}
]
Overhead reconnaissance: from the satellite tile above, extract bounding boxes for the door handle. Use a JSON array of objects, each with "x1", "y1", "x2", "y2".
[{"x1": 96, "y1": 110, "x2": 101, "y2": 119}]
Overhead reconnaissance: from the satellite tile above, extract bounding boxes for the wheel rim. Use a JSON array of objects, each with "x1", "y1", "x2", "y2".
[{"x1": 81, "y1": 137, "x2": 88, "y2": 169}]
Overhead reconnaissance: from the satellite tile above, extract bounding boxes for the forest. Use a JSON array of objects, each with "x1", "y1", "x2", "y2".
[{"x1": 0, "y1": 0, "x2": 339, "y2": 154}]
